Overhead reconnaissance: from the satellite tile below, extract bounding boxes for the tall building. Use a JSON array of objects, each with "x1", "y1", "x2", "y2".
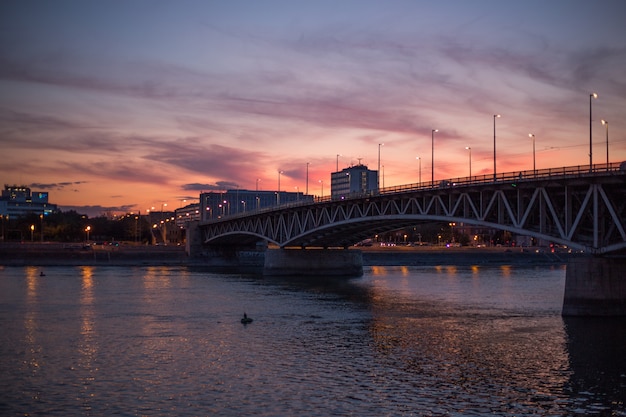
[
  {"x1": 199, "y1": 189, "x2": 313, "y2": 221},
  {"x1": 330, "y1": 164, "x2": 378, "y2": 199},
  {"x1": 0, "y1": 185, "x2": 58, "y2": 218}
]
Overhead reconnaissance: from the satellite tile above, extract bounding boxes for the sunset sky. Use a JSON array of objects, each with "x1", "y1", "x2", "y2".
[{"x1": 2, "y1": 0, "x2": 625, "y2": 217}]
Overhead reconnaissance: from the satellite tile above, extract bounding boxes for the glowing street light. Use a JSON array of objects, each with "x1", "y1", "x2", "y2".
[
  {"x1": 306, "y1": 162, "x2": 310, "y2": 195},
  {"x1": 590, "y1": 92, "x2": 598, "y2": 172},
  {"x1": 493, "y1": 114, "x2": 501, "y2": 181},
  {"x1": 85, "y1": 225, "x2": 91, "y2": 242},
  {"x1": 528, "y1": 134, "x2": 536, "y2": 174},
  {"x1": 30, "y1": 224, "x2": 35, "y2": 242},
  {"x1": 601, "y1": 119, "x2": 609, "y2": 166},
  {"x1": 431, "y1": 129, "x2": 438, "y2": 184},
  {"x1": 378, "y1": 143, "x2": 384, "y2": 189},
  {"x1": 416, "y1": 156, "x2": 421, "y2": 184}
]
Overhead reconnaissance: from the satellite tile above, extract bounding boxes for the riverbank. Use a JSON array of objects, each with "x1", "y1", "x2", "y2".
[{"x1": 0, "y1": 242, "x2": 583, "y2": 267}]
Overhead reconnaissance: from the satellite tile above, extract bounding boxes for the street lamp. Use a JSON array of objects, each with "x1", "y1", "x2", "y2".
[
  {"x1": 528, "y1": 134, "x2": 536, "y2": 174},
  {"x1": 465, "y1": 147, "x2": 472, "y2": 179},
  {"x1": 30, "y1": 224, "x2": 34, "y2": 242},
  {"x1": 256, "y1": 178, "x2": 260, "y2": 191},
  {"x1": 277, "y1": 170, "x2": 283, "y2": 204},
  {"x1": 319, "y1": 179, "x2": 324, "y2": 197},
  {"x1": 306, "y1": 162, "x2": 309, "y2": 195},
  {"x1": 161, "y1": 203, "x2": 167, "y2": 222},
  {"x1": 493, "y1": 114, "x2": 501, "y2": 181},
  {"x1": 85, "y1": 225, "x2": 91, "y2": 242},
  {"x1": 601, "y1": 119, "x2": 609, "y2": 166},
  {"x1": 431, "y1": 129, "x2": 438, "y2": 184},
  {"x1": 416, "y1": 156, "x2": 421, "y2": 184},
  {"x1": 378, "y1": 143, "x2": 384, "y2": 189},
  {"x1": 590, "y1": 92, "x2": 598, "y2": 172},
  {"x1": 241, "y1": 200, "x2": 246, "y2": 212}
]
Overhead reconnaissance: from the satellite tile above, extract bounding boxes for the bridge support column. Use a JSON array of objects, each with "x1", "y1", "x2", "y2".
[
  {"x1": 264, "y1": 248, "x2": 363, "y2": 277},
  {"x1": 563, "y1": 256, "x2": 626, "y2": 316}
]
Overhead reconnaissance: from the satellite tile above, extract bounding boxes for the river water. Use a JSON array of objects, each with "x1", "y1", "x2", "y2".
[{"x1": 1, "y1": 264, "x2": 625, "y2": 416}]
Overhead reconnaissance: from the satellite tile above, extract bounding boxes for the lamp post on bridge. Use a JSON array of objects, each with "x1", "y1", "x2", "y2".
[
  {"x1": 493, "y1": 114, "x2": 501, "y2": 181},
  {"x1": 529, "y1": 134, "x2": 536, "y2": 174},
  {"x1": 601, "y1": 119, "x2": 609, "y2": 166},
  {"x1": 378, "y1": 143, "x2": 384, "y2": 189},
  {"x1": 416, "y1": 156, "x2": 421, "y2": 184},
  {"x1": 465, "y1": 147, "x2": 472, "y2": 179},
  {"x1": 589, "y1": 92, "x2": 598, "y2": 172},
  {"x1": 306, "y1": 162, "x2": 310, "y2": 195},
  {"x1": 431, "y1": 129, "x2": 438, "y2": 185},
  {"x1": 277, "y1": 170, "x2": 283, "y2": 205}
]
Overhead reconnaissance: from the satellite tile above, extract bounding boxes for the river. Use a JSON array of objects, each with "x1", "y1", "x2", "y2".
[{"x1": 0, "y1": 264, "x2": 625, "y2": 416}]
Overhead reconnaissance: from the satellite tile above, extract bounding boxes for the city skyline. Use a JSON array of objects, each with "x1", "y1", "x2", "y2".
[{"x1": 2, "y1": 0, "x2": 625, "y2": 217}]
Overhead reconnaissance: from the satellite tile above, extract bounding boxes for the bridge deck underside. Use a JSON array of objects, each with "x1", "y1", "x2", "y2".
[{"x1": 200, "y1": 173, "x2": 626, "y2": 254}]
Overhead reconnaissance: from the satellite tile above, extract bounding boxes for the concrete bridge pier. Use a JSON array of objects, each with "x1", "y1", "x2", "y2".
[
  {"x1": 264, "y1": 248, "x2": 363, "y2": 277},
  {"x1": 562, "y1": 256, "x2": 626, "y2": 316}
]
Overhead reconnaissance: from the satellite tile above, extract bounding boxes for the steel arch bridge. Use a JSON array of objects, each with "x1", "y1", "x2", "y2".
[{"x1": 199, "y1": 164, "x2": 626, "y2": 255}]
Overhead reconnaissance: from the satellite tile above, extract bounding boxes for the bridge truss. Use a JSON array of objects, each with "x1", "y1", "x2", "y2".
[{"x1": 200, "y1": 168, "x2": 626, "y2": 254}]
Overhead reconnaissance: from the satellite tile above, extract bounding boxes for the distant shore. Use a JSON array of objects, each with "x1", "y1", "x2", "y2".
[{"x1": 0, "y1": 242, "x2": 583, "y2": 268}]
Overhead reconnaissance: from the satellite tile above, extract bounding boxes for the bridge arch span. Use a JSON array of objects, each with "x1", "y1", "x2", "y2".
[
  {"x1": 281, "y1": 214, "x2": 593, "y2": 251},
  {"x1": 200, "y1": 167, "x2": 626, "y2": 254}
]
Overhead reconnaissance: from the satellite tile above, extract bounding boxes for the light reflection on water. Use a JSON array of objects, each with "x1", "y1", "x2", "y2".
[{"x1": 0, "y1": 264, "x2": 624, "y2": 416}]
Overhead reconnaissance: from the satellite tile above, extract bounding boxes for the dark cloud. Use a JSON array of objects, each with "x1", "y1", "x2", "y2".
[
  {"x1": 29, "y1": 181, "x2": 87, "y2": 190},
  {"x1": 182, "y1": 181, "x2": 240, "y2": 191}
]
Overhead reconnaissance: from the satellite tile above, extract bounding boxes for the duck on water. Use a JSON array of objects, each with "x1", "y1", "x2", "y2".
[{"x1": 241, "y1": 313, "x2": 253, "y2": 324}]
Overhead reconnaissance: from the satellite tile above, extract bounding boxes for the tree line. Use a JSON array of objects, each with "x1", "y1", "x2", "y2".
[{"x1": 1, "y1": 211, "x2": 153, "y2": 243}]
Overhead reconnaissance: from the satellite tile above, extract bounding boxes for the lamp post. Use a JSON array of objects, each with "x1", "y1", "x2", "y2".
[
  {"x1": 528, "y1": 134, "x2": 536, "y2": 174},
  {"x1": 85, "y1": 225, "x2": 91, "y2": 242},
  {"x1": 241, "y1": 200, "x2": 246, "y2": 213},
  {"x1": 465, "y1": 147, "x2": 472, "y2": 179},
  {"x1": 378, "y1": 143, "x2": 384, "y2": 189},
  {"x1": 30, "y1": 224, "x2": 34, "y2": 242},
  {"x1": 416, "y1": 156, "x2": 421, "y2": 184},
  {"x1": 40, "y1": 213, "x2": 44, "y2": 242},
  {"x1": 601, "y1": 119, "x2": 609, "y2": 166},
  {"x1": 256, "y1": 178, "x2": 260, "y2": 191},
  {"x1": 590, "y1": 93, "x2": 598, "y2": 172},
  {"x1": 431, "y1": 129, "x2": 438, "y2": 185},
  {"x1": 277, "y1": 170, "x2": 283, "y2": 205},
  {"x1": 160, "y1": 203, "x2": 167, "y2": 222},
  {"x1": 319, "y1": 179, "x2": 324, "y2": 198},
  {"x1": 306, "y1": 162, "x2": 310, "y2": 195},
  {"x1": 493, "y1": 114, "x2": 501, "y2": 181}
]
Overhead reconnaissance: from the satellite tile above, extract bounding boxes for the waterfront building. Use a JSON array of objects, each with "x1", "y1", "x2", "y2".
[
  {"x1": 0, "y1": 185, "x2": 58, "y2": 218},
  {"x1": 330, "y1": 164, "x2": 378, "y2": 199},
  {"x1": 175, "y1": 203, "x2": 201, "y2": 228},
  {"x1": 199, "y1": 189, "x2": 313, "y2": 221}
]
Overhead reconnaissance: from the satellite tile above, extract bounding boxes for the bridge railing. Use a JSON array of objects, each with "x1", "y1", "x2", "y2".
[{"x1": 203, "y1": 162, "x2": 625, "y2": 223}]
